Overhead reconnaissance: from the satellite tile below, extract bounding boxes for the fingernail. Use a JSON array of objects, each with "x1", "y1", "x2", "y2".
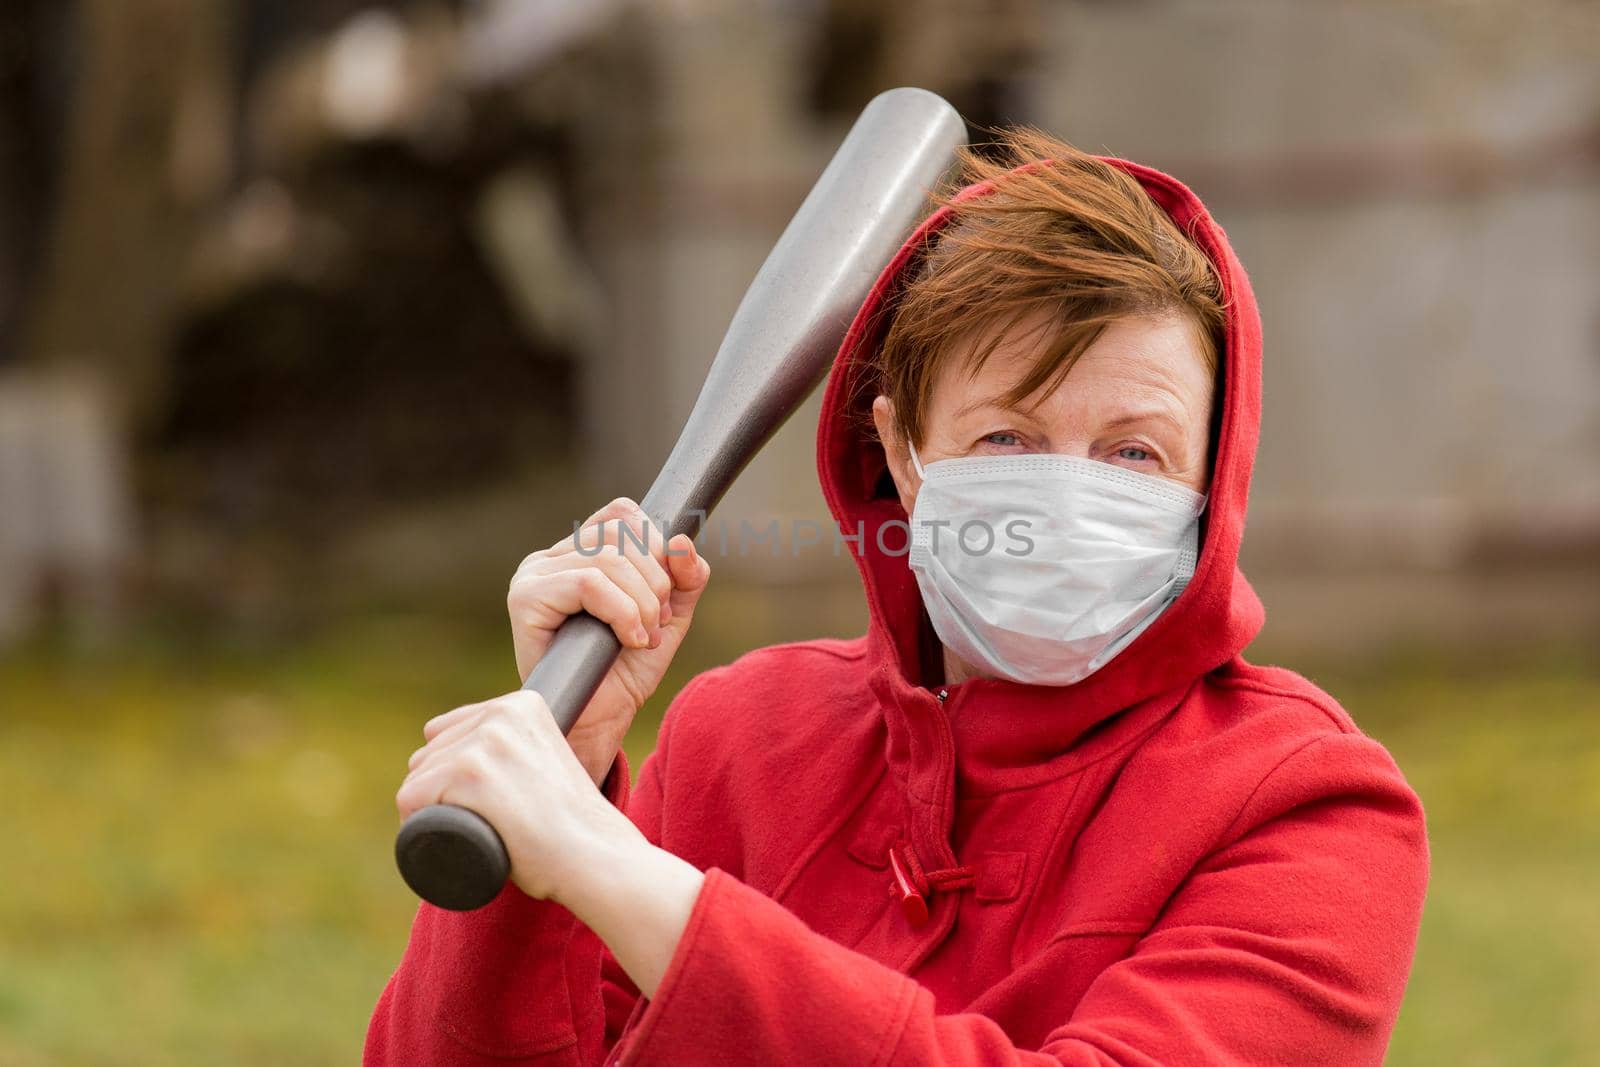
[
  {"x1": 648, "y1": 628, "x2": 663, "y2": 649},
  {"x1": 634, "y1": 625, "x2": 649, "y2": 646}
]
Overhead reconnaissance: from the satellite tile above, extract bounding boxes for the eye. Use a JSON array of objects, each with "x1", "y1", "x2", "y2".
[
  {"x1": 984, "y1": 431, "x2": 1023, "y2": 447},
  {"x1": 1116, "y1": 446, "x2": 1152, "y2": 462}
]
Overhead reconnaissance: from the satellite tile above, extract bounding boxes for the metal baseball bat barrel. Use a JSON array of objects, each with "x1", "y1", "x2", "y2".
[{"x1": 395, "y1": 87, "x2": 967, "y2": 911}]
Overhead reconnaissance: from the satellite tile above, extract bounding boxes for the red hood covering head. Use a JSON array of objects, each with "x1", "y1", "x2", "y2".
[{"x1": 817, "y1": 157, "x2": 1267, "y2": 763}]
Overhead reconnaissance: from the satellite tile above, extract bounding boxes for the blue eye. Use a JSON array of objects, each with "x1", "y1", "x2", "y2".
[
  {"x1": 1116, "y1": 446, "x2": 1152, "y2": 462},
  {"x1": 983, "y1": 431, "x2": 1022, "y2": 447}
]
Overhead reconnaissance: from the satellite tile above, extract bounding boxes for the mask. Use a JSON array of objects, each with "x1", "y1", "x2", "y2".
[{"x1": 905, "y1": 445, "x2": 1206, "y2": 687}]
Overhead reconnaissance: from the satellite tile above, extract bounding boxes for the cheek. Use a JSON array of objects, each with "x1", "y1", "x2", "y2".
[{"x1": 1182, "y1": 443, "x2": 1213, "y2": 494}]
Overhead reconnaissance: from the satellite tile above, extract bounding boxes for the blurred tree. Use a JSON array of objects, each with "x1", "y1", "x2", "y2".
[
  {"x1": 21, "y1": 0, "x2": 229, "y2": 417},
  {"x1": 154, "y1": 137, "x2": 574, "y2": 534},
  {"x1": 0, "y1": 0, "x2": 75, "y2": 365},
  {"x1": 144, "y1": 2, "x2": 585, "y2": 548}
]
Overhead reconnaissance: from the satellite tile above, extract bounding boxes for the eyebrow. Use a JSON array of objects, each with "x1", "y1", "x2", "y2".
[
  {"x1": 1100, "y1": 408, "x2": 1185, "y2": 436},
  {"x1": 951, "y1": 394, "x2": 1016, "y2": 420},
  {"x1": 953, "y1": 394, "x2": 1185, "y2": 436}
]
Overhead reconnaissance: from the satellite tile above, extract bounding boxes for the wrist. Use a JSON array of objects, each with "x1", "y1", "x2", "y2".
[
  {"x1": 554, "y1": 831, "x2": 706, "y2": 999},
  {"x1": 545, "y1": 798, "x2": 646, "y2": 909}
]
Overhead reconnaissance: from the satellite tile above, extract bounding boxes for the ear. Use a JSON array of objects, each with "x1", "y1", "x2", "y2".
[{"x1": 871, "y1": 395, "x2": 920, "y2": 515}]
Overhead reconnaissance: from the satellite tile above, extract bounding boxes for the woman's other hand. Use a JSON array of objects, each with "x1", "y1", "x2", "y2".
[
  {"x1": 506, "y1": 497, "x2": 712, "y2": 786},
  {"x1": 396, "y1": 690, "x2": 646, "y2": 902}
]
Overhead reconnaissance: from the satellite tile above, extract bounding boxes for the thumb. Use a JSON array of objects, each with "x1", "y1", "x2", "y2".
[{"x1": 662, "y1": 534, "x2": 712, "y2": 625}]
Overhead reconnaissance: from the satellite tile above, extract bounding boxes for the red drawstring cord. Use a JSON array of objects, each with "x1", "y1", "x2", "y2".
[{"x1": 888, "y1": 842, "x2": 976, "y2": 925}]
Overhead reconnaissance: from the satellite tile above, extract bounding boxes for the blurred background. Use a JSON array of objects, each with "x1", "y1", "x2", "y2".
[{"x1": 0, "y1": 0, "x2": 1595, "y2": 1063}]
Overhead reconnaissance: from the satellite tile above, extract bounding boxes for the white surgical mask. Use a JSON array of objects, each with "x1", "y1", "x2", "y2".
[{"x1": 906, "y1": 444, "x2": 1206, "y2": 687}]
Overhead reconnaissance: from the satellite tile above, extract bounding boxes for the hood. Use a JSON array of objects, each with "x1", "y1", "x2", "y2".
[{"x1": 816, "y1": 156, "x2": 1266, "y2": 781}]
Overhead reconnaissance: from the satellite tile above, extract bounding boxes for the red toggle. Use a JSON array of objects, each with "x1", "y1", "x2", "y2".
[{"x1": 888, "y1": 846, "x2": 930, "y2": 926}]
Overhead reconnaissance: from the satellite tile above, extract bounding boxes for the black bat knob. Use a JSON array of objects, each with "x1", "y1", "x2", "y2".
[{"x1": 395, "y1": 803, "x2": 511, "y2": 911}]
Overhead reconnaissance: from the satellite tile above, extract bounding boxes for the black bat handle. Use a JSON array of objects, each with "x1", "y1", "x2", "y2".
[{"x1": 394, "y1": 612, "x2": 623, "y2": 910}]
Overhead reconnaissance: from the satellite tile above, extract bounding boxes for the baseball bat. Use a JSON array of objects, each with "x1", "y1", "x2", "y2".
[{"x1": 396, "y1": 87, "x2": 966, "y2": 911}]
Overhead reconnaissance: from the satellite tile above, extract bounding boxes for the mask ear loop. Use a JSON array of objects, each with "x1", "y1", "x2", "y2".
[{"x1": 908, "y1": 441, "x2": 927, "y2": 480}]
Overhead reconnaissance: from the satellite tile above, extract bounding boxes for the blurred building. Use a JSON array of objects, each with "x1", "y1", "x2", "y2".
[
  {"x1": 1031, "y1": 1, "x2": 1600, "y2": 653},
  {"x1": 535, "y1": 0, "x2": 1600, "y2": 654},
  {"x1": 1, "y1": 0, "x2": 1595, "y2": 654}
]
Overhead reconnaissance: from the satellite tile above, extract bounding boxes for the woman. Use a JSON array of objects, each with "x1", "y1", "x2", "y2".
[{"x1": 369, "y1": 130, "x2": 1429, "y2": 1065}]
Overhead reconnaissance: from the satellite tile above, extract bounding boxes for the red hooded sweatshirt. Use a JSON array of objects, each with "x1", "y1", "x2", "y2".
[{"x1": 366, "y1": 157, "x2": 1429, "y2": 1066}]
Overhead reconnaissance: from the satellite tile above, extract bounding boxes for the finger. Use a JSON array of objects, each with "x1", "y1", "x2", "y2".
[
  {"x1": 554, "y1": 512, "x2": 674, "y2": 622},
  {"x1": 507, "y1": 498, "x2": 642, "y2": 585},
  {"x1": 410, "y1": 708, "x2": 487, "y2": 771},
  {"x1": 397, "y1": 760, "x2": 467, "y2": 822},
  {"x1": 512, "y1": 503, "x2": 676, "y2": 626},
  {"x1": 538, "y1": 498, "x2": 656, "y2": 562},
  {"x1": 664, "y1": 535, "x2": 712, "y2": 615},
  {"x1": 414, "y1": 689, "x2": 553, "y2": 763},
  {"x1": 577, "y1": 512, "x2": 675, "y2": 623},
  {"x1": 422, "y1": 701, "x2": 487, "y2": 743},
  {"x1": 664, "y1": 534, "x2": 709, "y2": 590},
  {"x1": 515, "y1": 546, "x2": 662, "y2": 646},
  {"x1": 521, "y1": 565, "x2": 649, "y2": 649},
  {"x1": 619, "y1": 532, "x2": 673, "y2": 625}
]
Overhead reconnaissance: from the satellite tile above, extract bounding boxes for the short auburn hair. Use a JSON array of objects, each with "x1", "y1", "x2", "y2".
[{"x1": 869, "y1": 128, "x2": 1227, "y2": 452}]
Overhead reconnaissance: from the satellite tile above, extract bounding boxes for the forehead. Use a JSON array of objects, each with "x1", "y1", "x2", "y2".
[{"x1": 930, "y1": 311, "x2": 1216, "y2": 417}]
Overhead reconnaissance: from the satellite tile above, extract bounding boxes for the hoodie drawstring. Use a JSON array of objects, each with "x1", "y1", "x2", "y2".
[{"x1": 888, "y1": 842, "x2": 975, "y2": 926}]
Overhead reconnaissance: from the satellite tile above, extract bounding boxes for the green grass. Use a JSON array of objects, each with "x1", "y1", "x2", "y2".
[
  {"x1": 1319, "y1": 647, "x2": 1600, "y2": 1066},
  {"x1": 0, "y1": 614, "x2": 1594, "y2": 1065}
]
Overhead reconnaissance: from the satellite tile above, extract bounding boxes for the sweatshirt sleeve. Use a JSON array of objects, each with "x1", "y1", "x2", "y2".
[
  {"x1": 608, "y1": 731, "x2": 1429, "y2": 1067},
  {"x1": 364, "y1": 739, "x2": 664, "y2": 1066}
]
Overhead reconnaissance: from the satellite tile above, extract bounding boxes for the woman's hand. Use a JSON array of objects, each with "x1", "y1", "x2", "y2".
[
  {"x1": 397, "y1": 688, "x2": 707, "y2": 995},
  {"x1": 507, "y1": 497, "x2": 712, "y2": 786},
  {"x1": 397, "y1": 689, "x2": 644, "y2": 902}
]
